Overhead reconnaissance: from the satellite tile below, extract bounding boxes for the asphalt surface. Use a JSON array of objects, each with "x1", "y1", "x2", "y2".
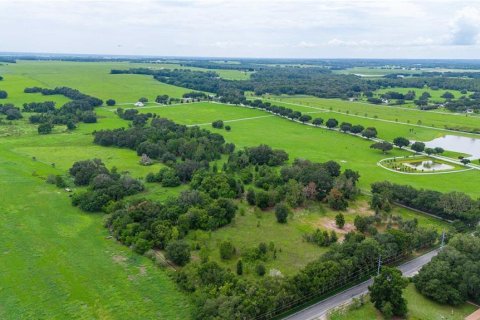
[{"x1": 283, "y1": 249, "x2": 440, "y2": 320}]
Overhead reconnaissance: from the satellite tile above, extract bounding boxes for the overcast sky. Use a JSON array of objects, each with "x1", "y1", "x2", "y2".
[{"x1": 1, "y1": 0, "x2": 480, "y2": 59}]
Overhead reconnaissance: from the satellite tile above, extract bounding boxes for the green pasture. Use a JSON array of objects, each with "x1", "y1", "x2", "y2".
[
  {"x1": 262, "y1": 95, "x2": 480, "y2": 142},
  {"x1": 0, "y1": 138, "x2": 192, "y2": 319},
  {"x1": 334, "y1": 67, "x2": 422, "y2": 77},
  {"x1": 374, "y1": 86, "x2": 468, "y2": 102},
  {"x1": 0, "y1": 61, "x2": 193, "y2": 103},
  {"x1": 141, "y1": 62, "x2": 252, "y2": 80}
]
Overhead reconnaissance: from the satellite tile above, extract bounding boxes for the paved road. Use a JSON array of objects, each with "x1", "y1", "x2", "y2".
[{"x1": 283, "y1": 249, "x2": 440, "y2": 320}]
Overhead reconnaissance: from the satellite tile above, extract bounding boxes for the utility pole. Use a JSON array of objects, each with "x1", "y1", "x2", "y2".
[
  {"x1": 441, "y1": 230, "x2": 446, "y2": 249},
  {"x1": 377, "y1": 255, "x2": 382, "y2": 275}
]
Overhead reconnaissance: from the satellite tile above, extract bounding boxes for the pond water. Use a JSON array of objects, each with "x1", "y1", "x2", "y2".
[
  {"x1": 404, "y1": 160, "x2": 453, "y2": 172},
  {"x1": 424, "y1": 135, "x2": 480, "y2": 160}
]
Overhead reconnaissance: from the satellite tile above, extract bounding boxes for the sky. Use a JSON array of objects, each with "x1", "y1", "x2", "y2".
[{"x1": 1, "y1": 0, "x2": 480, "y2": 59}]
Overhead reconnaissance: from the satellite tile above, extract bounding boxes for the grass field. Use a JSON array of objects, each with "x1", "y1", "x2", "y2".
[
  {"x1": 261, "y1": 95, "x2": 480, "y2": 143},
  {"x1": 334, "y1": 67, "x2": 422, "y2": 77},
  {"x1": 0, "y1": 61, "x2": 194, "y2": 103},
  {"x1": 328, "y1": 284, "x2": 477, "y2": 320},
  {"x1": 139, "y1": 62, "x2": 253, "y2": 80},
  {"x1": 0, "y1": 138, "x2": 192, "y2": 319}
]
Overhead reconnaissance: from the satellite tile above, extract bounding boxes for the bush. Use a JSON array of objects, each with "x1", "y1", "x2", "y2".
[
  {"x1": 212, "y1": 120, "x2": 224, "y2": 129},
  {"x1": 275, "y1": 203, "x2": 289, "y2": 223},
  {"x1": 236, "y1": 259, "x2": 243, "y2": 275},
  {"x1": 165, "y1": 240, "x2": 191, "y2": 266},
  {"x1": 38, "y1": 123, "x2": 53, "y2": 135},
  {"x1": 335, "y1": 213, "x2": 345, "y2": 228},
  {"x1": 219, "y1": 241, "x2": 235, "y2": 260},
  {"x1": 256, "y1": 263, "x2": 266, "y2": 276},
  {"x1": 255, "y1": 190, "x2": 270, "y2": 209},
  {"x1": 246, "y1": 188, "x2": 256, "y2": 205},
  {"x1": 106, "y1": 99, "x2": 116, "y2": 106}
]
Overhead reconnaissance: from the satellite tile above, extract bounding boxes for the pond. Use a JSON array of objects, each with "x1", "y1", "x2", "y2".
[
  {"x1": 424, "y1": 135, "x2": 480, "y2": 160},
  {"x1": 404, "y1": 160, "x2": 453, "y2": 172}
]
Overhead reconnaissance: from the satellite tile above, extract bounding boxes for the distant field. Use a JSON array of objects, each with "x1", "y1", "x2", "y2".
[
  {"x1": 131, "y1": 62, "x2": 252, "y2": 80},
  {"x1": 334, "y1": 67, "x2": 422, "y2": 77},
  {"x1": 263, "y1": 95, "x2": 480, "y2": 142},
  {"x1": 374, "y1": 86, "x2": 468, "y2": 102},
  {"x1": 0, "y1": 60, "x2": 196, "y2": 103}
]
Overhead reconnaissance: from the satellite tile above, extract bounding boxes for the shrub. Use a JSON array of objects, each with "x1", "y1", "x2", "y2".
[
  {"x1": 256, "y1": 263, "x2": 266, "y2": 276},
  {"x1": 219, "y1": 241, "x2": 236, "y2": 260},
  {"x1": 165, "y1": 240, "x2": 191, "y2": 266},
  {"x1": 275, "y1": 203, "x2": 289, "y2": 223}
]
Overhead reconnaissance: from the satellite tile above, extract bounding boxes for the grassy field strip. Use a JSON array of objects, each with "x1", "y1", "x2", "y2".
[
  {"x1": 268, "y1": 99, "x2": 480, "y2": 137},
  {"x1": 187, "y1": 114, "x2": 275, "y2": 126},
  {"x1": 350, "y1": 99, "x2": 480, "y2": 119},
  {"x1": 102, "y1": 101, "x2": 205, "y2": 112}
]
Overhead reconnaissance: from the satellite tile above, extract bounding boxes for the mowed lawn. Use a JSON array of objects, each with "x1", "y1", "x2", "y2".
[
  {"x1": 136, "y1": 102, "x2": 480, "y2": 196},
  {"x1": 264, "y1": 95, "x2": 480, "y2": 142},
  {"x1": 328, "y1": 284, "x2": 477, "y2": 320}
]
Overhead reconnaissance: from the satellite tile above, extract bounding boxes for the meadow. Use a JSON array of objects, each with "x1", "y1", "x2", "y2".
[
  {"x1": 0, "y1": 60, "x2": 476, "y2": 319},
  {"x1": 0, "y1": 137, "x2": 192, "y2": 319}
]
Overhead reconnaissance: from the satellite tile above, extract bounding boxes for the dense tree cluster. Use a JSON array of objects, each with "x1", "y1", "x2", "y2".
[
  {"x1": 371, "y1": 181, "x2": 480, "y2": 228},
  {"x1": 22, "y1": 101, "x2": 56, "y2": 113},
  {"x1": 106, "y1": 190, "x2": 237, "y2": 254},
  {"x1": 24, "y1": 86, "x2": 103, "y2": 129},
  {"x1": 414, "y1": 233, "x2": 480, "y2": 305},
  {"x1": 94, "y1": 117, "x2": 231, "y2": 166},
  {"x1": 183, "y1": 91, "x2": 208, "y2": 99},
  {"x1": 0, "y1": 104, "x2": 22, "y2": 120},
  {"x1": 69, "y1": 159, "x2": 144, "y2": 212},
  {"x1": 369, "y1": 267, "x2": 408, "y2": 318},
  {"x1": 116, "y1": 108, "x2": 153, "y2": 127}
]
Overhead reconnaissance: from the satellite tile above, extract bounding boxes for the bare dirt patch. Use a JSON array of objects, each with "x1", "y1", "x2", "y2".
[
  {"x1": 112, "y1": 255, "x2": 127, "y2": 265},
  {"x1": 318, "y1": 218, "x2": 355, "y2": 234},
  {"x1": 138, "y1": 265, "x2": 147, "y2": 276},
  {"x1": 347, "y1": 201, "x2": 373, "y2": 216}
]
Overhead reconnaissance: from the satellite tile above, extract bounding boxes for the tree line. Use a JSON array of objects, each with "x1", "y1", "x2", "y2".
[{"x1": 370, "y1": 181, "x2": 480, "y2": 229}]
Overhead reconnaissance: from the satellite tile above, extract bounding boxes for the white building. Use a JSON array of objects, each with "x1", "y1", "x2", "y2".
[{"x1": 134, "y1": 101, "x2": 144, "y2": 107}]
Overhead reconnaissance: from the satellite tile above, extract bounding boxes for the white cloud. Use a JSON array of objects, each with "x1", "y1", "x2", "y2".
[
  {"x1": 0, "y1": 0, "x2": 478, "y2": 58},
  {"x1": 448, "y1": 6, "x2": 480, "y2": 45}
]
